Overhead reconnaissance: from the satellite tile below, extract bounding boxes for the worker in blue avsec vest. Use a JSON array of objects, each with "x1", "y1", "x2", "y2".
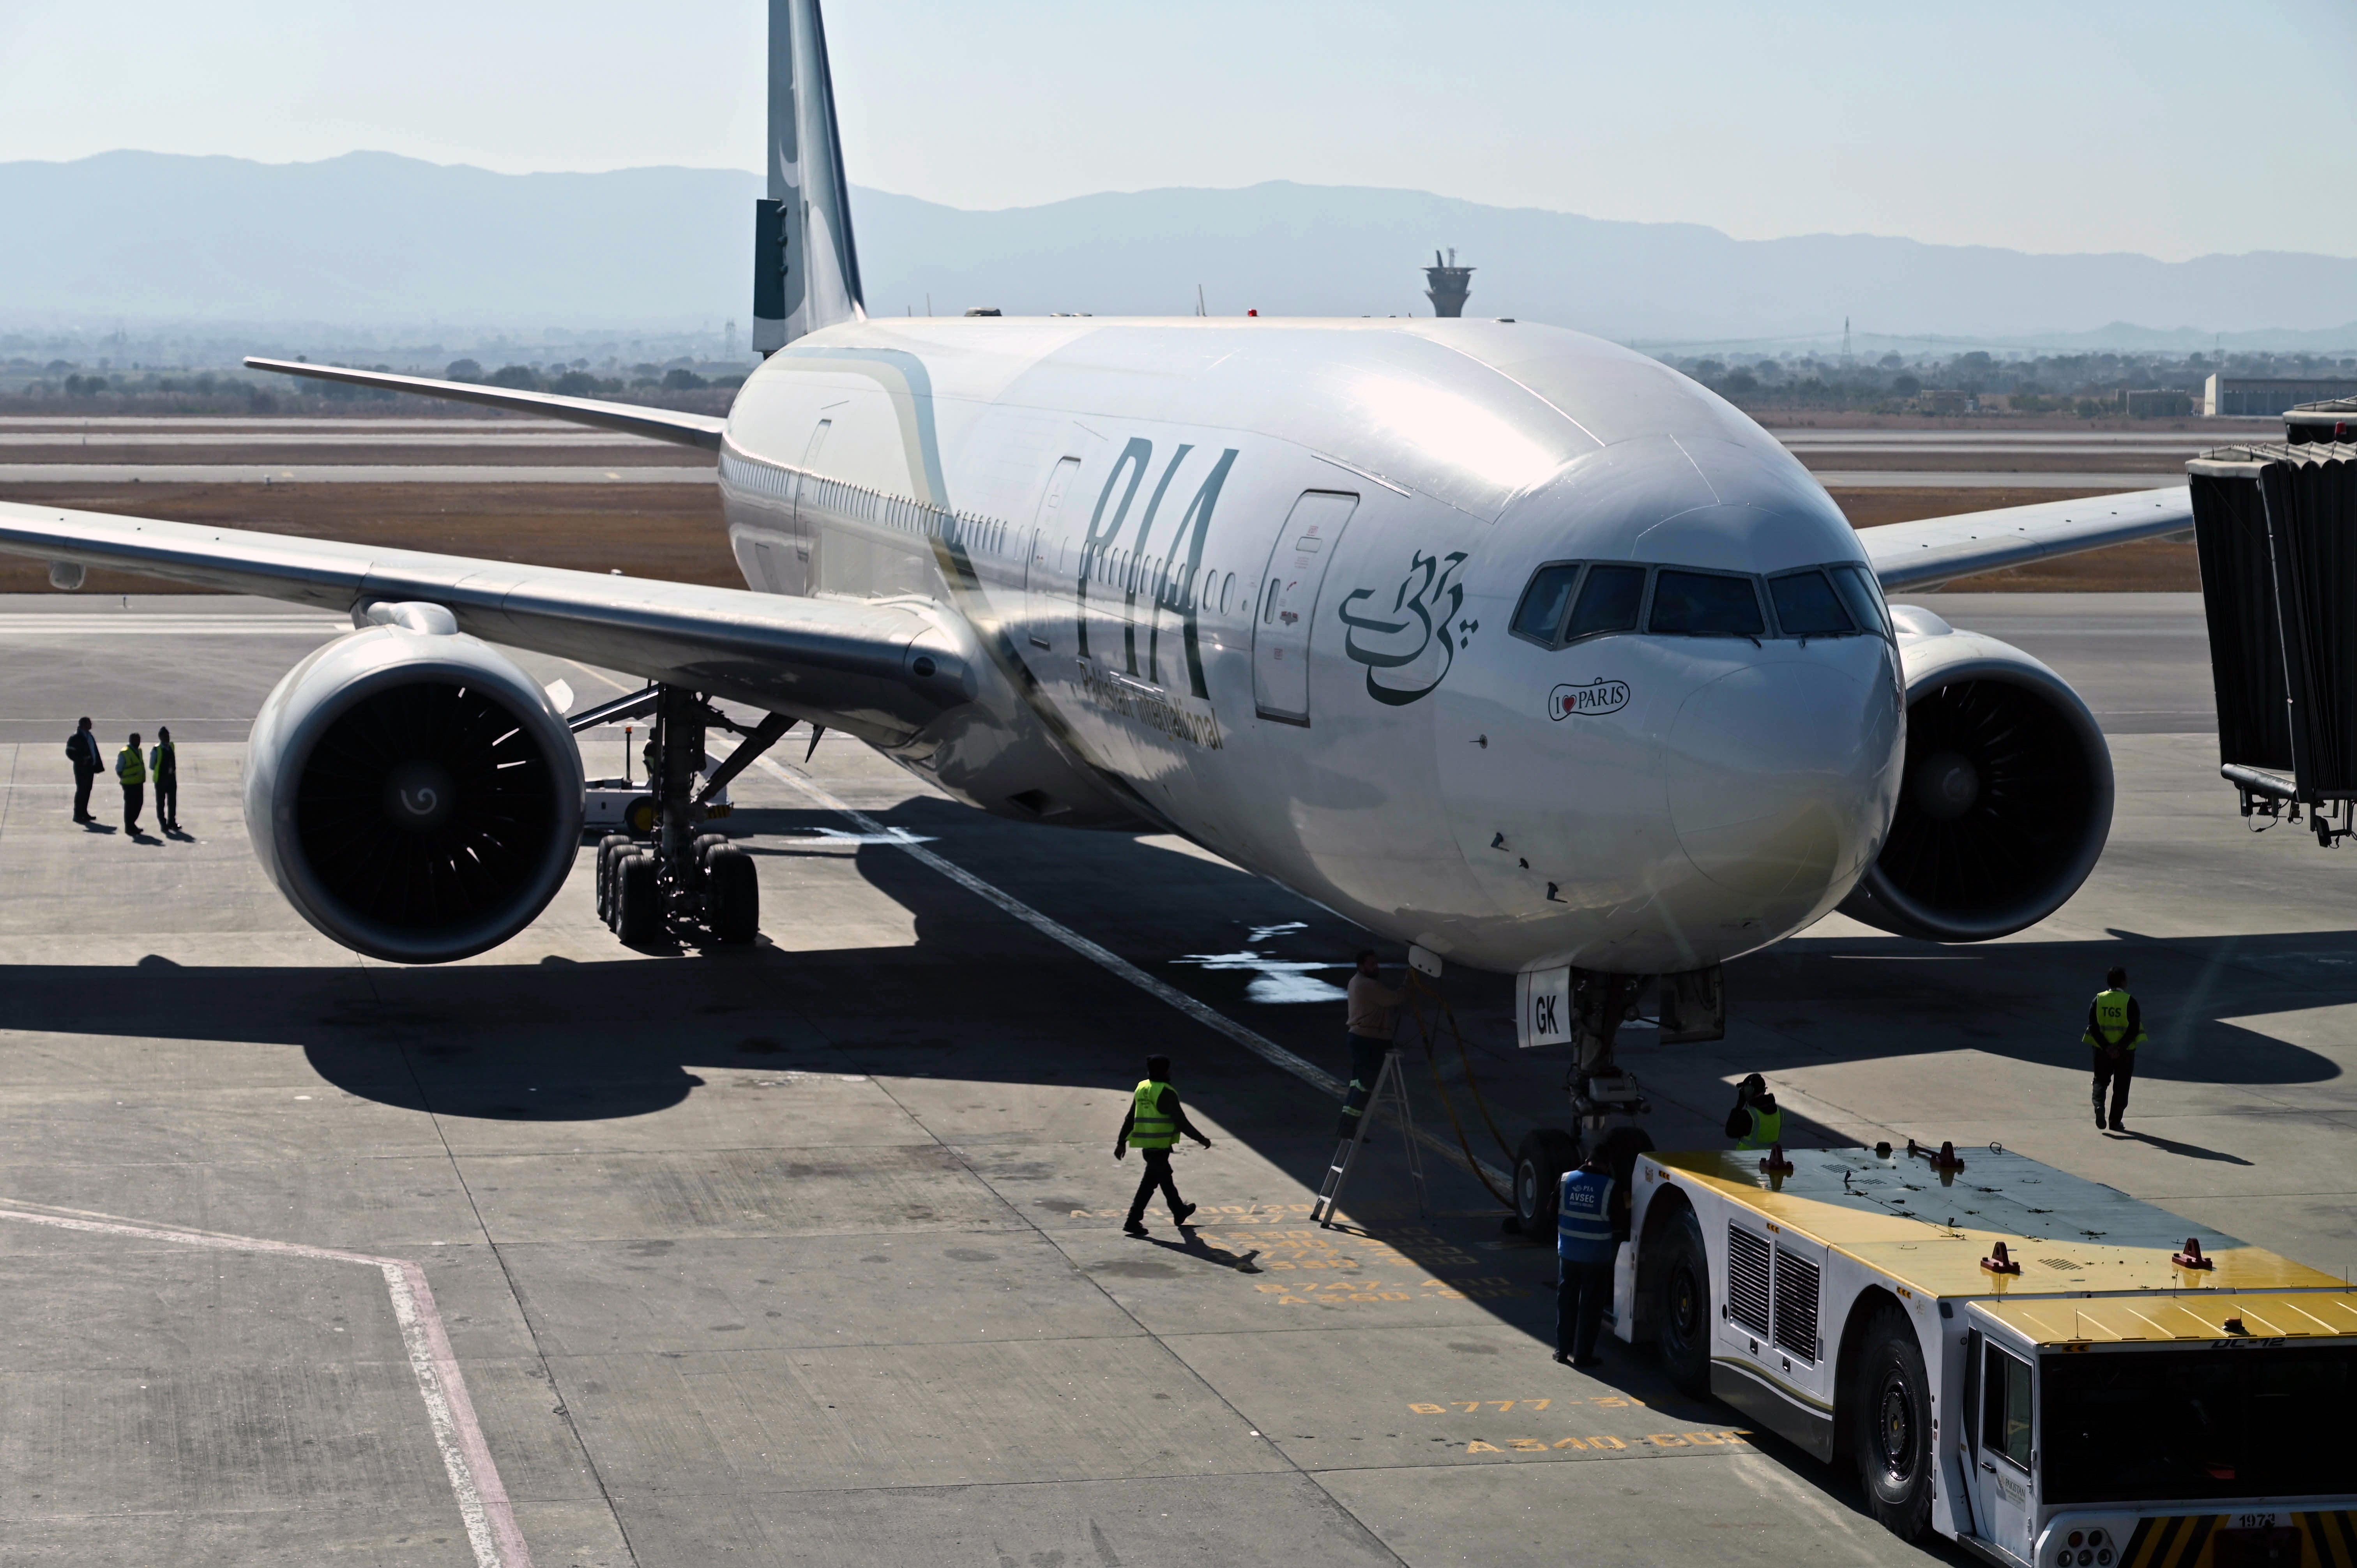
[{"x1": 1553, "y1": 1144, "x2": 1629, "y2": 1367}]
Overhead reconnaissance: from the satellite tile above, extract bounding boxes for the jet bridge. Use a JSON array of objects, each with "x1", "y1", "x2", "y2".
[{"x1": 2188, "y1": 411, "x2": 2357, "y2": 845}]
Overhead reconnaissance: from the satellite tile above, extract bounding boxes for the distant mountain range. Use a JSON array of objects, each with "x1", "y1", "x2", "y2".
[{"x1": 5, "y1": 150, "x2": 2353, "y2": 349}]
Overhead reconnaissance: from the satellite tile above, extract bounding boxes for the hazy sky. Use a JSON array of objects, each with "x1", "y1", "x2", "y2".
[{"x1": 3, "y1": 0, "x2": 2350, "y2": 261}]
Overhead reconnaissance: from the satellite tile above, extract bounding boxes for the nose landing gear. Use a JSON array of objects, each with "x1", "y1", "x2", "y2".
[{"x1": 589, "y1": 685, "x2": 792, "y2": 948}]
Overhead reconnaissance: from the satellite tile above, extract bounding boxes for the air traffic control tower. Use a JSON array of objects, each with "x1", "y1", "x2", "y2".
[{"x1": 1424, "y1": 249, "x2": 1473, "y2": 317}]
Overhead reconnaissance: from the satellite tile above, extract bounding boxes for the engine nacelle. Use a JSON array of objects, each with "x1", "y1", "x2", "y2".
[
  {"x1": 246, "y1": 621, "x2": 584, "y2": 963},
  {"x1": 1838, "y1": 606, "x2": 2113, "y2": 943}
]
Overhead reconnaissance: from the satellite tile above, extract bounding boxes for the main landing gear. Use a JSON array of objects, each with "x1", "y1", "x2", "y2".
[{"x1": 590, "y1": 685, "x2": 795, "y2": 948}]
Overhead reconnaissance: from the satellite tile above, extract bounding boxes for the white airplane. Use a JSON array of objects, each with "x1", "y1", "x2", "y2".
[{"x1": 0, "y1": 0, "x2": 2191, "y2": 1120}]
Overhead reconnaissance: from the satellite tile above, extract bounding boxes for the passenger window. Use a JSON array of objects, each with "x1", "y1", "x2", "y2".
[
  {"x1": 1565, "y1": 565, "x2": 1645, "y2": 641},
  {"x1": 1983, "y1": 1344, "x2": 2033, "y2": 1472},
  {"x1": 1769, "y1": 570, "x2": 1854, "y2": 636},
  {"x1": 1829, "y1": 563, "x2": 1893, "y2": 639},
  {"x1": 1650, "y1": 570, "x2": 1764, "y2": 637},
  {"x1": 1511, "y1": 563, "x2": 1583, "y2": 644}
]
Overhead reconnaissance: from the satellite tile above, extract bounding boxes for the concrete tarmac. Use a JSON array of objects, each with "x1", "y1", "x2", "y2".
[{"x1": 0, "y1": 591, "x2": 2349, "y2": 1568}]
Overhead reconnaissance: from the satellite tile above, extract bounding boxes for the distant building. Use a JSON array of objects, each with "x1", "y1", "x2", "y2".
[
  {"x1": 1424, "y1": 249, "x2": 1473, "y2": 318},
  {"x1": 2204, "y1": 374, "x2": 2357, "y2": 417},
  {"x1": 2118, "y1": 388, "x2": 2193, "y2": 417}
]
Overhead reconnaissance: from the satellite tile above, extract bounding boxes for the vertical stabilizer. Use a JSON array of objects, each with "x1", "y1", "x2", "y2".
[{"x1": 753, "y1": 0, "x2": 865, "y2": 355}]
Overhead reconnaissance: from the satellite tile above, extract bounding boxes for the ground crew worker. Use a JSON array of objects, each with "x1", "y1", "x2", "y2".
[
  {"x1": 1339, "y1": 950, "x2": 1405, "y2": 1140},
  {"x1": 2083, "y1": 965, "x2": 2147, "y2": 1132},
  {"x1": 149, "y1": 726, "x2": 179, "y2": 833},
  {"x1": 1553, "y1": 1144, "x2": 1627, "y2": 1367},
  {"x1": 1115, "y1": 1054, "x2": 1213, "y2": 1236},
  {"x1": 66, "y1": 715, "x2": 101, "y2": 824},
  {"x1": 116, "y1": 731, "x2": 147, "y2": 835},
  {"x1": 1726, "y1": 1073, "x2": 1783, "y2": 1149}
]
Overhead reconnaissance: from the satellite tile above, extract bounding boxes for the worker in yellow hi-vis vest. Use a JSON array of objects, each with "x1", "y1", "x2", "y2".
[
  {"x1": 1726, "y1": 1074, "x2": 1783, "y2": 1149},
  {"x1": 1114, "y1": 1054, "x2": 1213, "y2": 1237},
  {"x1": 115, "y1": 731, "x2": 148, "y2": 835},
  {"x1": 2083, "y1": 965, "x2": 2148, "y2": 1133}
]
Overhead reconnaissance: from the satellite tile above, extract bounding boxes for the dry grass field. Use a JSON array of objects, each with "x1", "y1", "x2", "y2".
[{"x1": 0, "y1": 480, "x2": 2196, "y2": 595}]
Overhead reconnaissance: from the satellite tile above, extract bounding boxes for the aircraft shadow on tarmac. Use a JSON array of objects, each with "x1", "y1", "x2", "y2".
[{"x1": 0, "y1": 796, "x2": 2341, "y2": 1143}]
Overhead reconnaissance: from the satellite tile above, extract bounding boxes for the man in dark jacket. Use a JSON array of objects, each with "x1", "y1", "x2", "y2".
[
  {"x1": 149, "y1": 727, "x2": 179, "y2": 833},
  {"x1": 1114, "y1": 1054, "x2": 1214, "y2": 1236},
  {"x1": 66, "y1": 717, "x2": 101, "y2": 823}
]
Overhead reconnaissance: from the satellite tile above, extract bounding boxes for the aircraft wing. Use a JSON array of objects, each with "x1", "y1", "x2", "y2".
[
  {"x1": 1859, "y1": 486, "x2": 2194, "y2": 592},
  {"x1": 0, "y1": 501, "x2": 975, "y2": 746},
  {"x1": 243, "y1": 358, "x2": 726, "y2": 449}
]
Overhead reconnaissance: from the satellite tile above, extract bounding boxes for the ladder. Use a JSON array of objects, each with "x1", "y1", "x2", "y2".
[{"x1": 1310, "y1": 1049, "x2": 1429, "y2": 1229}]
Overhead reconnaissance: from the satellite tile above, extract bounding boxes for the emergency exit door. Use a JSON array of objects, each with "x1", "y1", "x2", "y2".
[
  {"x1": 1026, "y1": 457, "x2": 1081, "y2": 650},
  {"x1": 1251, "y1": 491, "x2": 1358, "y2": 724}
]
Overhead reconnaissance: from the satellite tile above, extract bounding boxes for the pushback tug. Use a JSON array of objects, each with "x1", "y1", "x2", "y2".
[{"x1": 1617, "y1": 1139, "x2": 2357, "y2": 1566}]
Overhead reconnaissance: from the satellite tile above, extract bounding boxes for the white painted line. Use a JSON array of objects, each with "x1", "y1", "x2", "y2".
[
  {"x1": 0, "y1": 1202, "x2": 530, "y2": 1568},
  {"x1": 737, "y1": 750, "x2": 1511, "y2": 1191}
]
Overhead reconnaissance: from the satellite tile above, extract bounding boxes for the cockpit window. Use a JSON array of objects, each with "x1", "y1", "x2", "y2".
[
  {"x1": 1511, "y1": 563, "x2": 1583, "y2": 644},
  {"x1": 1829, "y1": 563, "x2": 1894, "y2": 640},
  {"x1": 1768, "y1": 569, "x2": 1855, "y2": 636},
  {"x1": 1649, "y1": 570, "x2": 1764, "y2": 637},
  {"x1": 1566, "y1": 565, "x2": 1645, "y2": 641}
]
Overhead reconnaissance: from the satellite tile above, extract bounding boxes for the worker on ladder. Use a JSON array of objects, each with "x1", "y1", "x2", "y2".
[
  {"x1": 1339, "y1": 949, "x2": 1405, "y2": 1140},
  {"x1": 1553, "y1": 1143, "x2": 1627, "y2": 1368},
  {"x1": 1726, "y1": 1073, "x2": 1783, "y2": 1150}
]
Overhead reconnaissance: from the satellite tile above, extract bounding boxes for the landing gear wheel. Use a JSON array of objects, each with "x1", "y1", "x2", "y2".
[
  {"x1": 1511, "y1": 1129, "x2": 1581, "y2": 1236},
  {"x1": 594, "y1": 833, "x2": 631, "y2": 922},
  {"x1": 708, "y1": 844, "x2": 758, "y2": 945},
  {"x1": 1854, "y1": 1305, "x2": 1934, "y2": 1541},
  {"x1": 1651, "y1": 1204, "x2": 1710, "y2": 1398},
  {"x1": 614, "y1": 851, "x2": 660, "y2": 946},
  {"x1": 691, "y1": 832, "x2": 729, "y2": 882}
]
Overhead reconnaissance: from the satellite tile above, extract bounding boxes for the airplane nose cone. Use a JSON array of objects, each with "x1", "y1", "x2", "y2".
[{"x1": 1666, "y1": 659, "x2": 1895, "y2": 902}]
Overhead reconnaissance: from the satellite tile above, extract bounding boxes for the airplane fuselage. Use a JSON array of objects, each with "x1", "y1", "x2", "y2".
[{"x1": 715, "y1": 316, "x2": 1905, "y2": 976}]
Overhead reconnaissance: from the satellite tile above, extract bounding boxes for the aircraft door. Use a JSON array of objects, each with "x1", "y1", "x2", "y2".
[
  {"x1": 1027, "y1": 457, "x2": 1080, "y2": 650},
  {"x1": 1251, "y1": 491, "x2": 1358, "y2": 724},
  {"x1": 791, "y1": 419, "x2": 834, "y2": 542},
  {"x1": 1970, "y1": 1330, "x2": 2038, "y2": 1564}
]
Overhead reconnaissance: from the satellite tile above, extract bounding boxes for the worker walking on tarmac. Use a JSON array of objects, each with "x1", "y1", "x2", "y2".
[
  {"x1": 1726, "y1": 1073, "x2": 1783, "y2": 1149},
  {"x1": 1553, "y1": 1144, "x2": 1627, "y2": 1368},
  {"x1": 149, "y1": 727, "x2": 179, "y2": 833},
  {"x1": 1115, "y1": 1054, "x2": 1214, "y2": 1236},
  {"x1": 1339, "y1": 950, "x2": 1405, "y2": 1140},
  {"x1": 2084, "y1": 965, "x2": 2147, "y2": 1132},
  {"x1": 115, "y1": 731, "x2": 148, "y2": 836}
]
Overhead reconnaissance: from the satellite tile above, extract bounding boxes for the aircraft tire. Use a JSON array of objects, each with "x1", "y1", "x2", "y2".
[
  {"x1": 615, "y1": 851, "x2": 660, "y2": 946},
  {"x1": 1651, "y1": 1205, "x2": 1711, "y2": 1398},
  {"x1": 709, "y1": 846, "x2": 758, "y2": 945},
  {"x1": 1854, "y1": 1304, "x2": 1934, "y2": 1541},
  {"x1": 595, "y1": 834, "x2": 631, "y2": 921},
  {"x1": 1512, "y1": 1129, "x2": 1581, "y2": 1235},
  {"x1": 692, "y1": 832, "x2": 730, "y2": 882}
]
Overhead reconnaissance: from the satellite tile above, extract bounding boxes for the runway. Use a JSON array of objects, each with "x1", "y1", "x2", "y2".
[{"x1": 0, "y1": 590, "x2": 2344, "y2": 1567}]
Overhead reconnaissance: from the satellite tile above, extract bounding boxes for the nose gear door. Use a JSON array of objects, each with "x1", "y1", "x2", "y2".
[{"x1": 1251, "y1": 490, "x2": 1357, "y2": 724}]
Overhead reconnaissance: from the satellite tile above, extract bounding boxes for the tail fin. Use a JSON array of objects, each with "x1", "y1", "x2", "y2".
[{"x1": 753, "y1": 0, "x2": 865, "y2": 354}]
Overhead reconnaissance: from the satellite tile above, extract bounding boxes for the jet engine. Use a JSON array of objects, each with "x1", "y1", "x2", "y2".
[
  {"x1": 245, "y1": 607, "x2": 584, "y2": 963},
  {"x1": 1838, "y1": 607, "x2": 2112, "y2": 943}
]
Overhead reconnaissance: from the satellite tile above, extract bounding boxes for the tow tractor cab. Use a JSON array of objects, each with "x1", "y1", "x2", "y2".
[{"x1": 1622, "y1": 1143, "x2": 2357, "y2": 1563}]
